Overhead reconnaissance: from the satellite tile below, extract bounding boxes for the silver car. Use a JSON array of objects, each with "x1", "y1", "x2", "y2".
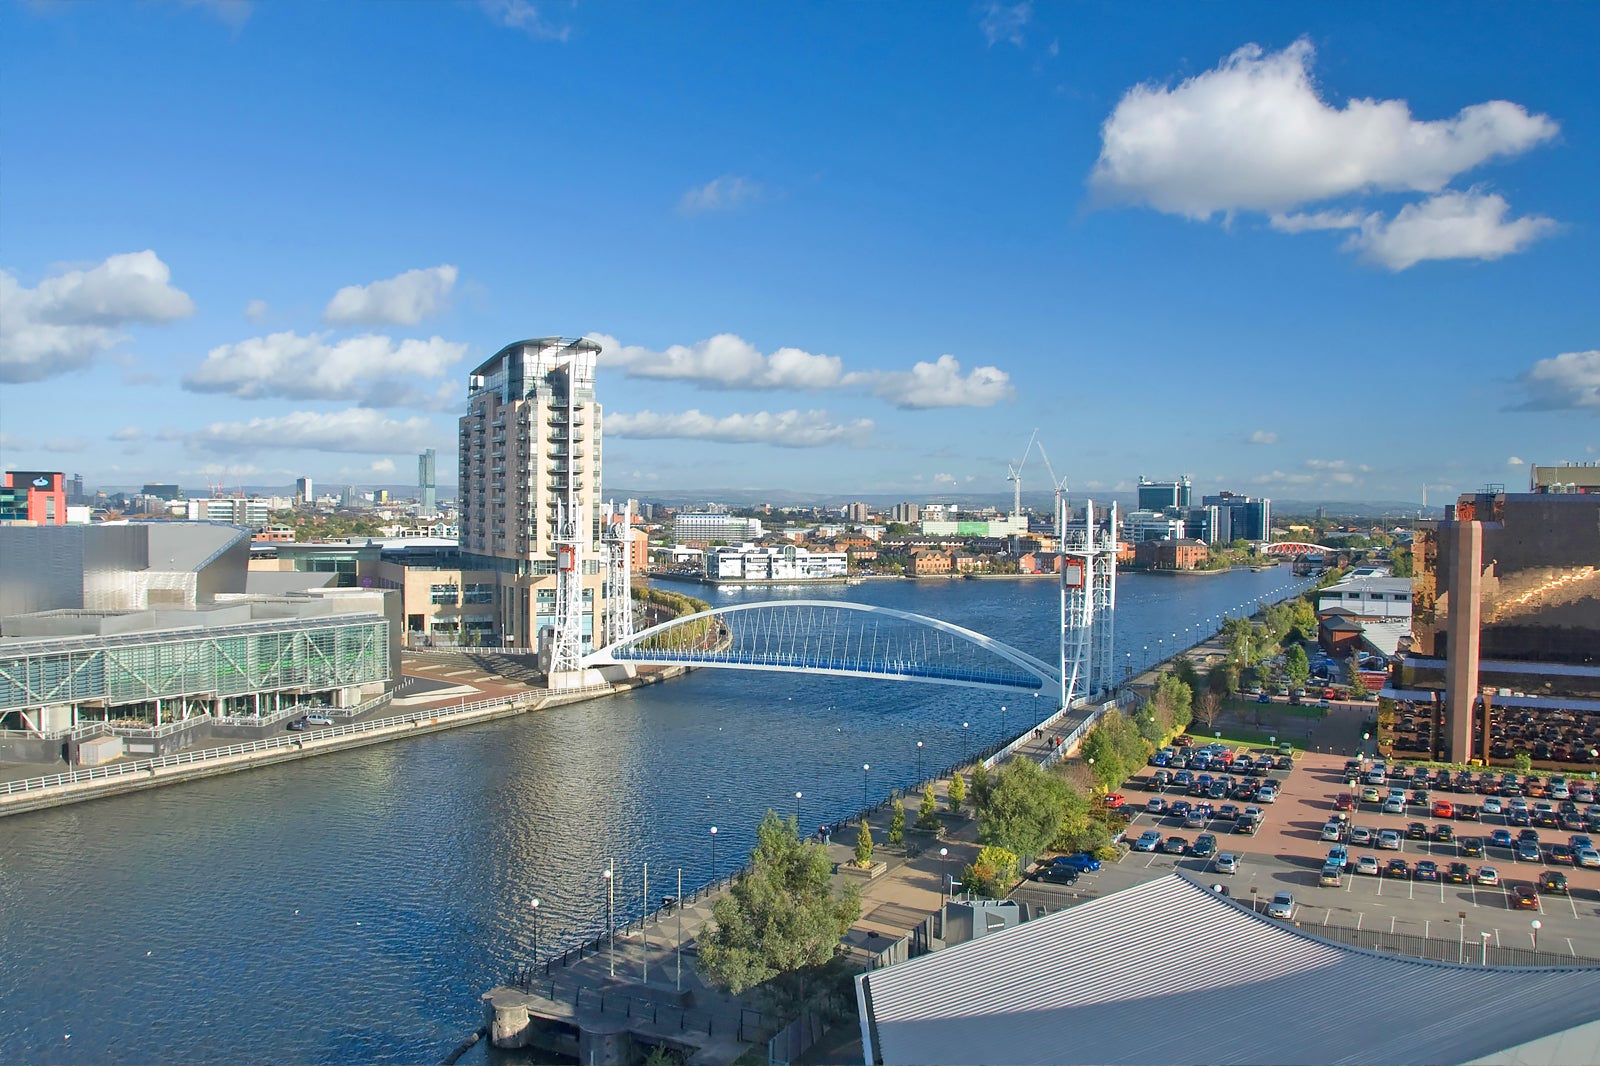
[
  {"x1": 1215, "y1": 853, "x2": 1239, "y2": 874},
  {"x1": 1265, "y1": 891, "x2": 1295, "y2": 919}
]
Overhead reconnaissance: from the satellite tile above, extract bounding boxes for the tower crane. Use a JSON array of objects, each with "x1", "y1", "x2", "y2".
[{"x1": 1007, "y1": 429, "x2": 1038, "y2": 519}]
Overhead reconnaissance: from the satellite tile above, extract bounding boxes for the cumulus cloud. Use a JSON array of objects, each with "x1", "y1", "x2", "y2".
[
  {"x1": 978, "y1": 2, "x2": 1031, "y2": 47},
  {"x1": 478, "y1": 0, "x2": 570, "y2": 41},
  {"x1": 323, "y1": 265, "x2": 458, "y2": 327},
  {"x1": 1092, "y1": 39, "x2": 1558, "y2": 219},
  {"x1": 606, "y1": 409, "x2": 873, "y2": 448},
  {"x1": 1511, "y1": 350, "x2": 1600, "y2": 411},
  {"x1": 933, "y1": 472, "x2": 957, "y2": 484},
  {"x1": 1248, "y1": 430, "x2": 1278, "y2": 445},
  {"x1": 183, "y1": 331, "x2": 468, "y2": 407},
  {"x1": 1507, "y1": 456, "x2": 1526, "y2": 465},
  {"x1": 1345, "y1": 190, "x2": 1558, "y2": 270},
  {"x1": 590, "y1": 332, "x2": 842, "y2": 390},
  {"x1": 0, "y1": 251, "x2": 195, "y2": 382},
  {"x1": 369, "y1": 458, "x2": 397, "y2": 475},
  {"x1": 846, "y1": 354, "x2": 1014, "y2": 409},
  {"x1": 677, "y1": 176, "x2": 764, "y2": 215},
  {"x1": 189, "y1": 409, "x2": 439, "y2": 454},
  {"x1": 244, "y1": 298, "x2": 268, "y2": 322},
  {"x1": 589, "y1": 333, "x2": 1013, "y2": 408}
]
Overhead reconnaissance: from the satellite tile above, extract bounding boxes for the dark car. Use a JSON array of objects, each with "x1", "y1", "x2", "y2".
[
  {"x1": 1432, "y1": 824, "x2": 1455, "y2": 843},
  {"x1": 1217, "y1": 804, "x2": 1240, "y2": 821},
  {"x1": 1547, "y1": 844, "x2": 1576, "y2": 866},
  {"x1": 1032, "y1": 864, "x2": 1081, "y2": 885},
  {"x1": 1162, "y1": 836, "x2": 1189, "y2": 855},
  {"x1": 1461, "y1": 837, "x2": 1485, "y2": 857},
  {"x1": 286, "y1": 718, "x2": 309, "y2": 732},
  {"x1": 1446, "y1": 862, "x2": 1472, "y2": 884},
  {"x1": 1406, "y1": 822, "x2": 1429, "y2": 841},
  {"x1": 1454, "y1": 804, "x2": 1481, "y2": 821},
  {"x1": 1539, "y1": 870, "x2": 1569, "y2": 895},
  {"x1": 1414, "y1": 860, "x2": 1440, "y2": 882},
  {"x1": 1510, "y1": 883, "x2": 1540, "y2": 910},
  {"x1": 1384, "y1": 859, "x2": 1411, "y2": 879},
  {"x1": 1191, "y1": 833, "x2": 1218, "y2": 859},
  {"x1": 1170, "y1": 800, "x2": 1193, "y2": 819}
]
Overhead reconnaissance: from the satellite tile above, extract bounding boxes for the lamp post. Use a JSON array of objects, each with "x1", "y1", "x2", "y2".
[
  {"x1": 1531, "y1": 919, "x2": 1542, "y2": 952},
  {"x1": 709, "y1": 826, "x2": 718, "y2": 882},
  {"x1": 1457, "y1": 911, "x2": 1466, "y2": 964},
  {"x1": 939, "y1": 847, "x2": 949, "y2": 904},
  {"x1": 1481, "y1": 930, "x2": 1491, "y2": 966},
  {"x1": 1249, "y1": 886, "x2": 1259, "y2": 913},
  {"x1": 795, "y1": 791, "x2": 803, "y2": 825},
  {"x1": 529, "y1": 896, "x2": 540, "y2": 971},
  {"x1": 916, "y1": 741, "x2": 924, "y2": 782},
  {"x1": 1000, "y1": 705, "x2": 1007, "y2": 745},
  {"x1": 603, "y1": 861, "x2": 615, "y2": 977},
  {"x1": 862, "y1": 763, "x2": 871, "y2": 810}
]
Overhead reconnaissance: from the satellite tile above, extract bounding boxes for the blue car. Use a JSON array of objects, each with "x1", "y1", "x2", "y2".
[
  {"x1": 1490, "y1": 829, "x2": 1514, "y2": 848},
  {"x1": 1053, "y1": 851, "x2": 1102, "y2": 872}
]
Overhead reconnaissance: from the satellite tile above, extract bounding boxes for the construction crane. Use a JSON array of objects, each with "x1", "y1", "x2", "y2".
[
  {"x1": 1034, "y1": 440, "x2": 1068, "y2": 537},
  {"x1": 1007, "y1": 429, "x2": 1039, "y2": 519}
]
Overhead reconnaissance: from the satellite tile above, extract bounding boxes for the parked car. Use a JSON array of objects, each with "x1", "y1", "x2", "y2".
[
  {"x1": 1490, "y1": 829, "x2": 1514, "y2": 848},
  {"x1": 1349, "y1": 826, "x2": 1374, "y2": 846},
  {"x1": 1446, "y1": 862, "x2": 1471, "y2": 884},
  {"x1": 1215, "y1": 852, "x2": 1239, "y2": 874},
  {"x1": 1321, "y1": 821, "x2": 1345, "y2": 842},
  {"x1": 1432, "y1": 800, "x2": 1454, "y2": 819},
  {"x1": 1577, "y1": 847, "x2": 1600, "y2": 869},
  {"x1": 286, "y1": 718, "x2": 309, "y2": 732},
  {"x1": 1355, "y1": 855, "x2": 1380, "y2": 876},
  {"x1": 1476, "y1": 865, "x2": 1500, "y2": 886},
  {"x1": 1517, "y1": 841, "x2": 1543, "y2": 863},
  {"x1": 1539, "y1": 870, "x2": 1569, "y2": 895},
  {"x1": 1461, "y1": 837, "x2": 1485, "y2": 857},
  {"x1": 1335, "y1": 793, "x2": 1355, "y2": 811},
  {"x1": 1161, "y1": 836, "x2": 1189, "y2": 855},
  {"x1": 1547, "y1": 844, "x2": 1576, "y2": 866},
  {"x1": 1510, "y1": 883, "x2": 1540, "y2": 910},
  {"x1": 1132, "y1": 831, "x2": 1162, "y2": 853},
  {"x1": 1053, "y1": 852, "x2": 1102, "y2": 872},
  {"x1": 1191, "y1": 833, "x2": 1218, "y2": 859},
  {"x1": 1265, "y1": 891, "x2": 1295, "y2": 919},
  {"x1": 1145, "y1": 797, "x2": 1167, "y2": 814},
  {"x1": 1382, "y1": 797, "x2": 1406, "y2": 815},
  {"x1": 1032, "y1": 864, "x2": 1081, "y2": 884},
  {"x1": 1377, "y1": 829, "x2": 1402, "y2": 850},
  {"x1": 1384, "y1": 859, "x2": 1411, "y2": 879},
  {"x1": 1414, "y1": 860, "x2": 1440, "y2": 882},
  {"x1": 1432, "y1": 824, "x2": 1455, "y2": 843},
  {"x1": 1103, "y1": 793, "x2": 1126, "y2": 809},
  {"x1": 1406, "y1": 822, "x2": 1429, "y2": 841},
  {"x1": 1319, "y1": 862, "x2": 1343, "y2": 887},
  {"x1": 303, "y1": 713, "x2": 334, "y2": 726}
]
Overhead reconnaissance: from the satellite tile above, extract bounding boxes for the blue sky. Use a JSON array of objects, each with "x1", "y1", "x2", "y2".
[{"x1": 1, "y1": 1, "x2": 1595, "y2": 504}]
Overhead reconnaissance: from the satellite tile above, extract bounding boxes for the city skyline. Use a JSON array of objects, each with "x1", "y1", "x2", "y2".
[{"x1": 1, "y1": 3, "x2": 1595, "y2": 501}]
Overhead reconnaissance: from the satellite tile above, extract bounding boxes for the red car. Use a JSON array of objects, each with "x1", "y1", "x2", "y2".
[
  {"x1": 1103, "y1": 793, "x2": 1125, "y2": 809},
  {"x1": 1432, "y1": 800, "x2": 1455, "y2": 819},
  {"x1": 1334, "y1": 793, "x2": 1355, "y2": 812},
  {"x1": 1510, "y1": 883, "x2": 1541, "y2": 910},
  {"x1": 1174, "y1": 736, "x2": 1194, "y2": 747}
]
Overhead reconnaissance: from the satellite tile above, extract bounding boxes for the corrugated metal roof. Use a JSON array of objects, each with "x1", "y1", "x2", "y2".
[{"x1": 859, "y1": 874, "x2": 1600, "y2": 1066}]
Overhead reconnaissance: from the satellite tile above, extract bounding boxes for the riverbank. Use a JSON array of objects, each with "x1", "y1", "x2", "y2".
[{"x1": 0, "y1": 665, "x2": 686, "y2": 817}]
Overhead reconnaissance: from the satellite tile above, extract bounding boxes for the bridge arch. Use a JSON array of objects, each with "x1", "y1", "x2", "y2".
[
  {"x1": 586, "y1": 600, "x2": 1061, "y2": 694},
  {"x1": 1262, "y1": 541, "x2": 1332, "y2": 556}
]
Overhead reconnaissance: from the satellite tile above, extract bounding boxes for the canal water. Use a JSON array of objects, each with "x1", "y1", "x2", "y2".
[{"x1": 0, "y1": 567, "x2": 1309, "y2": 1065}]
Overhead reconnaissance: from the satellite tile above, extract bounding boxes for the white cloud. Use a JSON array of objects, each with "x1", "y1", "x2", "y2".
[
  {"x1": 183, "y1": 331, "x2": 468, "y2": 407},
  {"x1": 677, "y1": 176, "x2": 763, "y2": 215},
  {"x1": 1344, "y1": 190, "x2": 1558, "y2": 270},
  {"x1": 1268, "y1": 209, "x2": 1368, "y2": 234},
  {"x1": 369, "y1": 458, "x2": 397, "y2": 475},
  {"x1": 589, "y1": 333, "x2": 1014, "y2": 409},
  {"x1": 1248, "y1": 430, "x2": 1278, "y2": 445},
  {"x1": 478, "y1": 0, "x2": 570, "y2": 41},
  {"x1": 110, "y1": 426, "x2": 146, "y2": 442},
  {"x1": 978, "y1": 2, "x2": 1032, "y2": 47},
  {"x1": 0, "y1": 251, "x2": 195, "y2": 382},
  {"x1": 189, "y1": 409, "x2": 439, "y2": 454},
  {"x1": 606, "y1": 409, "x2": 873, "y2": 448},
  {"x1": 244, "y1": 298, "x2": 268, "y2": 322},
  {"x1": 322, "y1": 265, "x2": 458, "y2": 326},
  {"x1": 1507, "y1": 456, "x2": 1526, "y2": 465},
  {"x1": 1092, "y1": 39, "x2": 1558, "y2": 220},
  {"x1": 933, "y1": 472, "x2": 956, "y2": 484},
  {"x1": 589, "y1": 333, "x2": 843, "y2": 390},
  {"x1": 1512, "y1": 350, "x2": 1600, "y2": 411},
  {"x1": 846, "y1": 354, "x2": 1014, "y2": 409}
]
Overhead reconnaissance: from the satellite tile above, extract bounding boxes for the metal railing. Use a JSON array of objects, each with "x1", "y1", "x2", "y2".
[{"x1": 0, "y1": 688, "x2": 558, "y2": 798}]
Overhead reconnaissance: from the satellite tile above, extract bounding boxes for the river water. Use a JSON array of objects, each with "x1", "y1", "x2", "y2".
[{"x1": 0, "y1": 567, "x2": 1310, "y2": 1065}]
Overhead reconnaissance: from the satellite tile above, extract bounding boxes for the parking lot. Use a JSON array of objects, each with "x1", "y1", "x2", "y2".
[{"x1": 1015, "y1": 744, "x2": 1600, "y2": 963}]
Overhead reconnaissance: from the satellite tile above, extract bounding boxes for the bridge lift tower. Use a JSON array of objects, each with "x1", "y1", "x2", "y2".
[
  {"x1": 602, "y1": 499, "x2": 635, "y2": 647},
  {"x1": 1058, "y1": 497, "x2": 1118, "y2": 709}
]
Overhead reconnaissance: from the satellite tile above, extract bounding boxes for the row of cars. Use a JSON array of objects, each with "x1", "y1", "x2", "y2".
[{"x1": 1355, "y1": 762, "x2": 1598, "y2": 804}]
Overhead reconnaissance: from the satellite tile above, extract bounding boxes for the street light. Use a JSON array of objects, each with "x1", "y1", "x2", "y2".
[
  {"x1": 529, "y1": 896, "x2": 540, "y2": 971},
  {"x1": 1481, "y1": 930, "x2": 1491, "y2": 966},
  {"x1": 603, "y1": 862, "x2": 615, "y2": 977},
  {"x1": 916, "y1": 741, "x2": 924, "y2": 782},
  {"x1": 1531, "y1": 919, "x2": 1542, "y2": 951},
  {"x1": 795, "y1": 791, "x2": 803, "y2": 825},
  {"x1": 1001, "y1": 704, "x2": 1008, "y2": 744},
  {"x1": 862, "y1": 763, "x2": 871, "y2": 810},
  {"x1": 709, "y1": 826, "x2": 718, "y2": 882},
  {"x1": 939, "y1": 846, "x2": 950, "y2": 904}
]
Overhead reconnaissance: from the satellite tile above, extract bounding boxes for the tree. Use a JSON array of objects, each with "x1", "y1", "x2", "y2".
[
  {"x1": 979, "y1": 758, "x2": 1069, "y2": 861},
  {"x1": 854, "y1": 819, "x2": 875, "y2": 867},
  {"x1": 916, "y1": 782, "x2": 942, "y2": 831},
  {"x1": 969, "y1": 762, "x2": 992, "y2": 813},
  {"x1": 1390, "y1": 546, "x2": 1415, "y2": 578},
  {"x1": 1346, "y1": 657, "x2": 1369, "y2": 700},
  {"x1": 887, "y1": 798, "x2": 905, "y2": 846},
  {"x1": 697, "y1": 811, "x2": 862, "y2": 1006},
  {"x1": 1172, "y1": 656, "x2": 1202, "y2": 695},
  {"x1": 962, "y1": 845, "x2": 1019, "y2": 898},
  {"x1": 1284, "y1": 645, "x2": 1311, "y2": 690},
  {"x1": 947, "y1": 772, "x2": 966, "y2": 815},
  {"x1": 1208, "y1": 661, "x2": 1240, "y2": 698},
  {"x1": 1513, "y1": 750, "x2": 1533, "y2": 774},
  {"x1": 1153, "y1": 673, "x2": 1193, "y2": 733},
  {"x1": 1049, "y1": 785, "x2": 1097, "y2": 854}
]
